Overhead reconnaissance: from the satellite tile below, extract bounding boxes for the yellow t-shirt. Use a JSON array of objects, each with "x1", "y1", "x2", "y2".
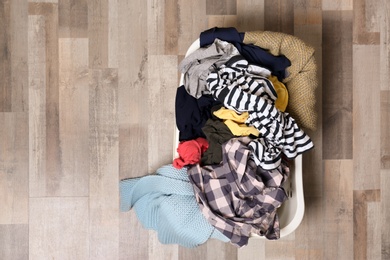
[
  {"x1": 268, "y1": 75, "x2": 288, "y2": 112},
  {"x1": 213, "y1": 108, "x2": 260, "y2": 137}
]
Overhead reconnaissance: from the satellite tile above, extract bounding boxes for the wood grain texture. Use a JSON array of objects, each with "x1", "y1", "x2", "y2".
[
  {"x1": 164, "y1": 0, "x2": 179, "y2": 55},
  {"x1": 353, "y1": 0, "x2": 380, "y2": 44},
  {"x1": 294, "y1": 197, "x2": 324, "y2": 259},
  {"x1": 353, "y1": 45, "x2": 381, "y2": 190},
  {"x1": 367, "y1": 200, "x2": 381, "y2": 259},
  {"x1": 265, "y1": 239, "x2": 295, "y2": 260},
  {"x1": 29, "y1": 2, "x2": 63, "y2": 198},
  {"x1": 206, "y1": 0, "x2": 237, "y2": 15},
  {"x1": 0, "y1": 1, "x2": 11, "y2": 112},
  {"x1": 177, "y1": 0, "x2": 208, "y2": 55},
  {"x1": 119, "y1": 210, "x2": 149, "y2": 260},
  {"x1": 59, "y1": 0, "x2": 88, "y2": 38},
  {"x1": 208, "y1": 15, "x2": 238, "y2": 29},
  {"x1": 147, "y1": 55, "x2": 177, "y2": 172},
  {"x1": 380, "y1": 0, "x2": 390, "y2": 93},
  {"x1": 28, "y1": 14, "x2": 47, "y2": 197},
  {"x1": 353, "y1": 190, "x2": 381, "y2": 260},
  {"x1": 365, "y1": 0, "x2": 380, "y2": 33},
  {"x1": 1, "y1": 0, "x2": 389, "y2": 259},
  {"x1": 178, "y1": 236, "x2": 238, "y2": 259},
  {"x1": 89, "y1": 68, "x2": 119, "y2": 260},
  {"x1": 58, "y1": 38, "x2": 90, "y2": 196},
  {"x1": 237, "y1": 239, "x2": 265, "y2": 260},
  {"x1": 29, "y1": 197, "x2": 89, "y2": 260},
  {"x1": 264, "y1": 0, "x2": 294, "y2": 34},
  {"x1": 323, "y1": 160, "x2": 353, "y2": 260},
  {"x1": 0, "y1": 0, "x2": 28, "y2": 112},
  {"x1": 236, "y1": 0, "x2": 264, "y2": 31},
  {"x1": 29, "y1": 0, "x2": 58, "y2": 3},
  {"x1": 380, "y1": 0, "x2": 390, "y2": 170},
  {"x1": 322, "y1": 10, "x2": 353, "y2": 160},
  {"x1": 0, "y1": 113, "x2": 29, "y2": 224},
  {"x1": 28, "y1": 4, "x2": 60, "y2": 198},
  {"x1": 108, "y1": 0, "x2": 118, "y2": 68},
  {"x1": 117, "y1": 1, "x2": 149, "y2": 258},
  {"x1": 206, "y1": 239, "x2": 237, "y2": 260},
  {"x1": 0, "y1": 224, "x2": 29, "y2": 260},
  {"x1": 294, "y1": 0, "x2": 322, "y2": 25},
  {"x1": 88, "y1": 0, "x2": 109, "y2": 68},
  {"x1": 117, "y1": 0, "x2": 148, "y2": 129},
  {"x1": 381, "y1": 170, "x2": 390, "y2": 259},
  {"x1": 295, "y1": 249, "x2": 322, "y2": 260},
  {"x1": 381, "y1": 91, "x2": 390, "y2": 168},
  {"x1": 9, "y1": 0, "x2": 28, "y2": 112},
  {"x1": 149, "y1": 234, "x2": 179, "y2": 260},
  {"x1": 322, "y1": 0, "x2": 353, "y2": 10},
  {"x1": 147, "y1": 0, "x2": 165, "y2": 55}
]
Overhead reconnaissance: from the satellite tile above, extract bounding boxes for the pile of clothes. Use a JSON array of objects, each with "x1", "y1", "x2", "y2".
[{"x1": 120, "y1": 27, "x2": 314, "y2": 248}]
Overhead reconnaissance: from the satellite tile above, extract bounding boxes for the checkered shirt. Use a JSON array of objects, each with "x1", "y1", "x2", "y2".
[{"x1": 187, "y1": 137, "x2": 289, "y2": 247}]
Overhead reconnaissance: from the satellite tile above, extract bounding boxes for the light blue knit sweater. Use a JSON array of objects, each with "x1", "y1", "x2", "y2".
[{"x1": 120, "y1": 164, "x2": 229, "y2": 248}]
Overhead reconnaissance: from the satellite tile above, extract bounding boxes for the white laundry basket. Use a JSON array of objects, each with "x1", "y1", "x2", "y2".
[{"x1": 173, "y1": 38, "x2": 305, "y2": 239}]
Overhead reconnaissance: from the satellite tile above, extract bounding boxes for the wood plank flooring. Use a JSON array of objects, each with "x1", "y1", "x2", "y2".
[{"x1": 0, "y1": 0, "x2": 389, "y2": 259}]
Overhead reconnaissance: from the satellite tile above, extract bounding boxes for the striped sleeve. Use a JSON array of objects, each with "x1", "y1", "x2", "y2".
[{"x1": 207, "y1": 56, "x2": 314, "y2": 170}]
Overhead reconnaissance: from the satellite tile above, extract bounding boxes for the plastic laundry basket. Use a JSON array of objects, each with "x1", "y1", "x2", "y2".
[{"x1": 173, "y1": 38, "x2": 305, "y2": 239}]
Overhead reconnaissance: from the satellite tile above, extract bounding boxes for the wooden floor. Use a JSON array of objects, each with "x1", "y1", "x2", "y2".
[{"x1": 0, "y1": 0, "x2": 389, "y2": 259}]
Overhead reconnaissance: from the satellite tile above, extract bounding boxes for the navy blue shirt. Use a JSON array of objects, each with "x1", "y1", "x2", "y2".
[
  {"x1": 175, "y1": 85, "x2": 221, "y2": 141},
  {"x1": 200, "y1": 27, "x2": 291, "y2": 81}
]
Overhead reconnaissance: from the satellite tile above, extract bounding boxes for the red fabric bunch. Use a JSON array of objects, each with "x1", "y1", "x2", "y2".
[{"x1": 173, "y1": 137, "x2": 209, "y2": 169}]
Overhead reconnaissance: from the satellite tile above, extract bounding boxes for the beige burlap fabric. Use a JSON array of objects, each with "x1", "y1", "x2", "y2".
[{"x1": 244, "y1": 31, "x2": 318, "y2": 131}]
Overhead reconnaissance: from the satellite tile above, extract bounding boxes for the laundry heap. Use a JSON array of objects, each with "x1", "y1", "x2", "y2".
[{"x1": 120, "y1": 27, "x2": 316, "y2": 248}]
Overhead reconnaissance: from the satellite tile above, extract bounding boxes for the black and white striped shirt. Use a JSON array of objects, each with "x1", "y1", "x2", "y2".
[{"x1": 207, "y1": 56, "x2": 314, "y2": 170}]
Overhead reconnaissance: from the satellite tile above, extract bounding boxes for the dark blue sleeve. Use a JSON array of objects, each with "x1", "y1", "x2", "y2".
[
  {"x1": 199, "y1": 27, "x2": 245, "y2": 47},
  {"x1": 199, "y1": 27, "x2": 291, "y2": 81},
  {"x1": 239, "y1": 43, "x2": 291, "y2": 80},
  {"x1": 175, "y1": 86, "x2": 221, "y2": 141}
]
